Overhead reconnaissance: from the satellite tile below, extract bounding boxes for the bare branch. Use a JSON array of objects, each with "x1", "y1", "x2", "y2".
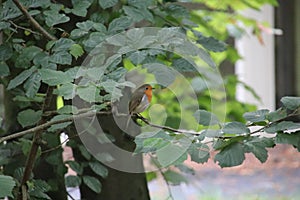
[
  {"x1": 0, "y1": 111, "x2": 110, "y2": 143},
  {"x1": 12, "y1": 0, "x2": 57, "y2": 41},
  {"x1": 9, "y1": 20, "x2": 42, "y2": 36},
  {"x1": 136, "y1": 114, "x2": 201, "y2": 135}
]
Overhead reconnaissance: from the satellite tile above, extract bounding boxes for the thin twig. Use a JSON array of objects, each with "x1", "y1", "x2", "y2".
[
  {"x1": 150, "y1": 154, "x2": 174, "y2": 200},
  {"x1": 41, "y1": 134, "x2": 71, "y2": 154},
  {"x1": 136, "y1": 115, "x2": 201, "y2": 135},
  {"x1": 67, "y1": 191, "x2": 76, "y2": 200},
  {"x1": 0, "y1": 111, "x2": 110, "y2": 143},
  {"x1": 9, "y1": 20, "x2": 42, "y2": 36},
  {"x1": 250, "y1": 112, "x2": 300, "y2": 135},
  {"x1": 12, "y1": 0, "x2": 57, "y2": 41}
]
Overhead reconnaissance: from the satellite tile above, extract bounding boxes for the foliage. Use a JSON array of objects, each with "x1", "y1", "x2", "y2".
[{"x1": 0, "y1": 0, "x2": 298, "y2": 199}]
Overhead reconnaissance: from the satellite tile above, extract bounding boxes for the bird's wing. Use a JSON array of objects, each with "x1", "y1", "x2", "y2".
[{"x1": 129, "y1": 94, "x2": 142, "y2": 114}]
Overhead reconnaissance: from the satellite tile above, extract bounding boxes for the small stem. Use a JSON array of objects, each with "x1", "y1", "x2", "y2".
[
  {"x1": 9, "y1": 20, "x2": 42, "y2": 36},
  {"x1": 150, "y1": 155, "x2": 174, "y2": 200},
  {"x1": 136, "y1": 115, "x2": 201, "y2": 135},
  {"x1": 12, "y1": 0, "x2": 57, "y2": 41}
]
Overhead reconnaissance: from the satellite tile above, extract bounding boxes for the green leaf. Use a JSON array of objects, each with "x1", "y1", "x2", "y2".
[
  {"x1": 76, "y1": 20, "x2": 94, "y2": 31},
  {"x1": 280, "y1": 96, "x2": 300, "y2": 110},
  {"x1": 0, "y1": 175, "x2": 16, "y2": 198},
  {"x1": 123, "y1": 5, "x2": 153, "y2": 22},
  {"x1": 0, "y1": 61, "x2": 10, "y2": 76},
  {"x1": 265, "y1": 121, "x2": 300, "y2": 133},
  {"x1": 33, "y1": 52, "x2": 51, "y2": 68},
  {"x1": 172, "y1": 58, "x2": 197, "y2": 72},
  {"x1": 86, "y1": 67, "x2": 104, "y2": 82},
  {"x1": 47, "y1": 114, "x2": 72, "y2": 132},
  {"x1": 188, "y1": 143, "x2": 210, "y2": 163},
  {"x1": 201, "y1": 129, "x2": 223, "y2": 138},
  {"x1": 83, "y1": 32, "x2": 107, "y2": 50},
  {"x1": 89, "y1": 162, "x2": 108, "y2": 178},
  {"x1": 163, "y1": 170, "x2": 187, "y2": 185},
  {"x1": 267, "y1": 108, "x2": 287, "y2": 122},
  {"x1": 69, "y1": 44, "x2": 84, "y2": 59},
  {"x1": 157, "y1": 142, "x2": 188, "y2": 167},
  {"x1": 65, "y1": 175, "x2": 81, "y2": 187},
  {"x1": 54, "y1": 83, "x2": 76, "y2": 100},
  {"x1": 15, "y1": 46, "x2": 42, "y2": 68},
  {"x1": 7, "y1": 66, "x2": 36, "y2": 90},
  {"x1": 17, "y1": 109, "x2": 42, "y2": 128},
  {"x1": 243, "y1": 109, "x2": 269, "y2": 123},
  {"x1": 66, "y1": 160, "x2": 83, "y2": 175},
  {"x1": 165, "y1": 4, "x2": 189, "y2": 19},
  {"x1": 223, "y1": 122, "x2": 250, "y2": 134},
  {"x1": 193, "y1": 31, "x2": 227, "y2": 52},
  {"x1": 214, "y1": 143, "x2": 245, "y2": 167},
  {"x1": 0, "y1": 21, "x2": 10, "y2": 30},
  {"x1": 143, "y1": 63, "x2": 176, "y2": 87},
  {"x1": 70, "y1": 0, "x2": 92, "y2": 17},
  {"x1": 175, "y1": 164, "x2": 195, "y2": 175},
  {"x1": 50, "y1": 51, "x2": 72, "y2": 65},
  {"x1": 70, "y1": 29, "x2": 89, "y2": 39},
  {"x1": 193, "y1": 110, "x2": 219, "y2": 126},
  {"x1": 108, "y1": 16, "x2": 132, "y2": 33},
  {"x1": 40, "y1": 69, "x2": 73, "y2": 86},
  {"x1": 244, "y1": 137, "x2": 274, "y2": 163},
  {"x1": 83, "y1": 176, "x2": 102, "y2": 193},
  {"x1": 77, "y1": 84, "x2": 102, "y2": 103},
  {"x1": 140, "y1": 138, "x2": 170, "y2": 153},
  {"x1": 52, "y1": 38, "x2": 75, "y2": 52},
  {"x1": 44, "y1": 10, "x2": 70, "y2": 26},
  {"x1": 128, "y1": 51, "x2": 147, "y2": 65},
  {"x1": 79, "y1": 145, "x2": 92, "y2": 160},
  {"x1": 276, "y1": 132, "x2": 300, "y2": 151},
  {"x1": 24, "y1": 71, "x2": 42, "y2": 97},
  {"x1": 20, "y1": 138, "x2": 33, "y2": 156},
  {"x1": 28, "y1": 179, "x2": 51, "y2": 200},
  {"x1": 146, "y1": 172, "x2": 157, "y2": 182},
  {"x1": 0, "y1": 44, "x2": 13, "y2": 61},
  {"x1": 191, "y1": 77, "x2": 207, "y2": 92},
  {"x1": 128, "y1": 0, "x2": 154, "y2": 8},
  {"x1": 99, "y1": 0, "x2": 118, "y2": 9},
  {"x1": 58, "y1": 105, "x2": 79, "y2": 114}
]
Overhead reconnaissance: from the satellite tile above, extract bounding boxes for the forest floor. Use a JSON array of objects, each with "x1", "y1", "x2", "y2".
[{"x1": 149, "y1": 144, "x2": 300, "y2": 200}]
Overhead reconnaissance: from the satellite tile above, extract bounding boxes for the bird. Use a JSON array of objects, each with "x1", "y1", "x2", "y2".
[
  {"x1": 126, "y1": 84, "x2": 153, "y2": 130},
  {"x1": 129, "y1": 84, "x2": 153, "y2": 115}
]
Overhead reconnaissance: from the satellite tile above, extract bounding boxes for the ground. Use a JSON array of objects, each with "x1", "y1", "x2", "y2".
[
  {"x1": 64, "y1": 142, "x2": 300, "y2": 200},
  {"x1": 149, "y1": 144, "x2": 300, "y2": 200}
]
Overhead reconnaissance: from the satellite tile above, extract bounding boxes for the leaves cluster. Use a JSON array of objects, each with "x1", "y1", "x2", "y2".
[
  {"x1": 135, "y1": 96, "x2": 300, "y2": 176},
  {"x1": 0, "y1": 0, "x2": 296, "y2": 199}
]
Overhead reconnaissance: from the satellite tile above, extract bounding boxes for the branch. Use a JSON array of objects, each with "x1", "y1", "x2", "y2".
[
  {"x1": 0, "y1": 111, "x2": 111, "y2": 144},
  {"x1": 250, "y1": 112, "x2": 300, "y2": 135},
  {"x1": 9, "y1": 20, "x2": 42, "y2": 36},
  {"x1": 136, "y1": 114, "x2": 201, "y2": 135},
  {"x1": 12, "y1": 0, "x2": 57, "y2": 41},
  {"x1": 149, "y1": 154, "x2": 174, "y2": 200}
]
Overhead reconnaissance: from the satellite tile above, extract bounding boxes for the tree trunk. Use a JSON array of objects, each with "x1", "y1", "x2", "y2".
[{"x1": 72, "y1": 113, "x2": 150, "y2": 200}]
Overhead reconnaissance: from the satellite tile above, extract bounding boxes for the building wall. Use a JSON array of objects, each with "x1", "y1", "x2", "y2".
[{"x1": 235, "y1": 5, "x2": 275, "y2": 110}]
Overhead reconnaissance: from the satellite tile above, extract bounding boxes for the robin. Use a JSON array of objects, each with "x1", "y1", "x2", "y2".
[{"x1": 129, "y1": 84, "x2": 153, "y2": 115}]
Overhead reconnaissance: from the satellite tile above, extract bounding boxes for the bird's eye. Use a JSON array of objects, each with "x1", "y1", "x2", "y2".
[{"x1": 145, "y1": 87, "x2": 148, "y2": 90}]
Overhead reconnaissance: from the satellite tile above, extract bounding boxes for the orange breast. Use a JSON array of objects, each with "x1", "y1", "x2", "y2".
[{"x1": 145, "y1": 88, "x2": 152, "y2": 102}]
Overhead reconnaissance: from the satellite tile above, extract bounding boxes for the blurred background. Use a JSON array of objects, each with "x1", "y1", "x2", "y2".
[{"x1": 147, "y1": 1, "x2": 300, "y2": 199}]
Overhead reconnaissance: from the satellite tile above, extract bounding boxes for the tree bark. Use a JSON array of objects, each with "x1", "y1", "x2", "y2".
[{"x1": 72, "y1": 114, "x2": 150, "y2": 200}]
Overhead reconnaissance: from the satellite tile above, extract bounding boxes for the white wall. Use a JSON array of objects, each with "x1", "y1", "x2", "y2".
[{"x1": 235, "y1": 5, "x2": 275, "y2": 110}]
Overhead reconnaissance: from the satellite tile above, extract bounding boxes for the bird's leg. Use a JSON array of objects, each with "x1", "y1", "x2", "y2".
[{"x1": 136, "y1": 113, "x2": 147, "y2": 122}]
